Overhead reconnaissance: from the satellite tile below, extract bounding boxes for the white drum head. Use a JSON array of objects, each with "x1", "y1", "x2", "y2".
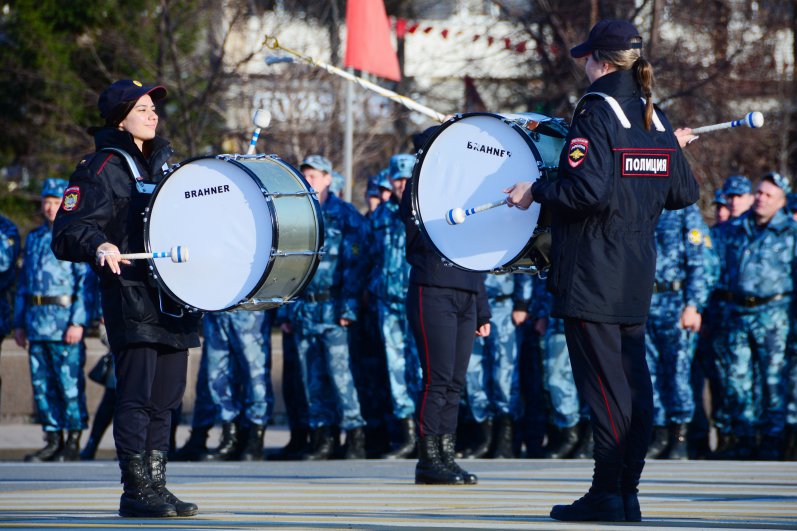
[
  {"x1": 147, "y1": 158, "x2": 273, "y2": 311},
  {"x1": 415, "y1": 114, "x2": 542, "y2": 271}
]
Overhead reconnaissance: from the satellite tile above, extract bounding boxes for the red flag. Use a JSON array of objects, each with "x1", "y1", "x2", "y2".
[{"x1": 344, "y1": 0, "x2": 401, "y2": 81}]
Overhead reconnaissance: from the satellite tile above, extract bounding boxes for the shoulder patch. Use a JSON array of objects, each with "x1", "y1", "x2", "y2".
[
  {"x1": 62, "y1": 186, "x2": 81, "y2": 212},
  {"x1": 687, "y1": 228, "x2": 702, "y2": 245},
  {"x1": 568, "y1": 138, "x2": 589, "y2": 168}
]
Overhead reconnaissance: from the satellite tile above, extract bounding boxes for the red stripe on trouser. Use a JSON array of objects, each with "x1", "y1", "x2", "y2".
[
  {"x1": 597, "y1": 372, "x2": 620, "y2": 445},
  {"x1": 417, "y1": 286, "x2": 431, "y2": 438}
]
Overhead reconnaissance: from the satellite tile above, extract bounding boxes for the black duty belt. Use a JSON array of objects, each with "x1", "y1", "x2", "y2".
[
  {"x1": 652, "y1": 280, "x2": 683, "y2": 294},
  {"x1": 491, "y1": 294, "x2": 513, "y2": 303},
  {"x1": 28, "y1": 295, "x2": 74, "y2": 307},
  {"x1": 302, "y1": 291, "x2": 332, "y2": 303},
  {"x1": 720, "y1": 292, "x2": 788, "y2": 308}
]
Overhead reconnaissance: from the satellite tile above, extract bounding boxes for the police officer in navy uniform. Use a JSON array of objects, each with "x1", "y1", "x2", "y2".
[
  {"x1": 507, "y1": 20, "x2": 699, "y2": 521},
  {"x1": 52, "y1": 80, "x2": 200, "y2": 518}
]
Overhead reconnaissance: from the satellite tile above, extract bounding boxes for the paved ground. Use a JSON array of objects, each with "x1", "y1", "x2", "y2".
[{"x1": 0, "y1": 457, "x2": 795, "y2": 530}]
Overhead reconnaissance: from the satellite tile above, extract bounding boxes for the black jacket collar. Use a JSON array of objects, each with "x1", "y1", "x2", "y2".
[
  {"x1": 587, "y1": 69, "x2": 641, "y2": 99},
  {"x1": 93, "y1": 127, "x2": 172, "y2": 174}
]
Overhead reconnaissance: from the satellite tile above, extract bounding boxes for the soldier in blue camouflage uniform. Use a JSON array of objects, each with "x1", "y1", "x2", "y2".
[
  {"x1": 0, "y1": 214, "x2": 20, "y2": 415},
  {"x1": 365, "y1": 169, "x2": 391, "y2": 216},
  {"x1": 644, "y1": 204, "x2": 711, "y2": 460},
  {"x1": 367, "y1": 154, "x2": 421, "y2": 459},
  {"x1": 714, "y1": 190, "x2": 730, "y2": 224},
  {"x1": 283, "y1": 155, "x2": 368, "y2": 460},
  {"x1": 462, "y1": 274, "x2": 527, "y2": 458},
  {"x1": 14, "y1": 179, "x2": 90, "y2": 462},
  {"x1": 711, "y1": 172, "x2": 796, "y2": 459},
  {"x1": 786, "y1": 195, "x2": 797, "y2": 460},
  {"x1": 177, "y1": 310, "x2": 274, "y2": 461},
  {"x1": 722, "y1": 175, "x2": 754, "y2": 220}
]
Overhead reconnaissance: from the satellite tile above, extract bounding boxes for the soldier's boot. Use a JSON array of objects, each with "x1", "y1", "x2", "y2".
[
  {"x1": 544, "y1": 425, "x2": 580, "y2": 459},
  {"x1": 710, "y1": 431, "x2": 736, "y2": 459},
  {"x1": 343, "y1": 427, "x2": 366, "y2": 459},
  {"x1": 268, "y1": 426, "x2": 310, "y2": 461},
  {"x1": 202, "y1": 423, "x2": 239, "y2": 461},
  {"x1": 462, "y1": 418, "x2": 493, "y2": 459},
  {"x1": 383, "y1": 417, "x2": 416, "y2": 459},
  {"x1": 491, "y1": 414, "x2": 515, "y2": 459},
  {"x1": 645, "y1": 426, "x2": 669, "y2": 459},
  {"x1": 439, "y1": 434, "x2": 477, "y2": 484},
  {"x1": 55, "y1": 430, "x2": 82, "y2": 461},
  {"x1": 301, "y1": 426, "x2": 335, "y2": 461},
  {"x1": 365, "y1": 423, "x2": 392, "y2": 458},
  {"x1": 550, "y1": 461, "x2": 625, "y2": 522},
  {"x1": 118, "y1": 453, "x2": 176, "y2": 518},
  {"x1": 172, "y1": 426, "x2": 210, "y2": 462},
  {"x1": 239, "y1": 424, "x2": 266, "y2": 462},
  {"x1": 757, "y1": 434, "x2": 784, "y2": 461},
  {"x1": 147, "y1": 450, "x2": 198, "y2": 516},
  {"x1": 784, "y1": 426, "x2": 797, "y2": 461},
  {"x1": 24, "y1": 431, "x2": 63, "y2": 462},
  {"x1": 81, "y1": 392, "x2": 115, "y2": 460},
  {"x1": 415, "y1": 435, "x2": 464, "y2": 485},
  {"x1": 572, "y1": 422, "x2": 594, "y2": 459},
  {"x1": 667, "y1": 423, "x2": 689, "y2": 460},
  {"x1": 620, "y1": 460, "x2": 644, "y2": 522}
]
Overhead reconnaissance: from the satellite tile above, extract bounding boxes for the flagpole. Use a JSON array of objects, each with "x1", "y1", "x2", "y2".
[{"x1": 344, "y1": 68, "x2": 354, "y2": 203}]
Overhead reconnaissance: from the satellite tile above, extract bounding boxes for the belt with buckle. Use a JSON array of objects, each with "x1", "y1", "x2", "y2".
[
  {"x1": 492, "y1": 294, "x2": 513, "y2": 303},
  {"x1": 302, "y1": 291, "x2": 331, "y2": 303},
  {"x1": 729, "y1": 292, "x2": 787, "y2": 308},
  {"x1": 28, "y1": 295, "x2": 74, "y2": 307},
  {"x1": 652, "y1": 280, "x2": 683, "y2": 294}
]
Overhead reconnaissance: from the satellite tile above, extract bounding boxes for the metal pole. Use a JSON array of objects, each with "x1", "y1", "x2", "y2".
[{"x1": 344, "y1": 68, "x2": 354, "y2": 203}]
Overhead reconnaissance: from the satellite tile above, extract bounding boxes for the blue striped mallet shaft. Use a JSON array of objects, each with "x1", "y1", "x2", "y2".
[
  {"x1": 691, "y1": 111, "x2": 764, "y2": 134},
  {"x1": 446, "y1": 199, "x2": 508, "y2": 225},
  {"x1": 112, "y1": 246, "x2": 189, "y2": 263}
]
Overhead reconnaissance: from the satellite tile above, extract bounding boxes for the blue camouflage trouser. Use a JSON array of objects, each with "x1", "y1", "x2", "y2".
[
  {"x1": 281, "y1": 329, "x2": 309, "y2": 430},
  {"x1": 645, "y1": 292, "x2": 697, "y2": 426},
  {"x1": 465, "y1": 299, "x2": 520, "y2": 422},
  {"x1": 378, "y1": 301, "x2": 421, "y2": 420},
  {"x1": 543, "y1": 320, "x2": 582, "y2": 429},
  {"x1": 713, "y1": 303, "x2": 789, "y2": 437},
  {"x1": 192, "y1": 312, "x2": 274, "y2": 428},
  {"x1": 787, "y1": 347, "x2": 797, "y2": 426},
  {"x1": 28, "y1": 341, "x2": 88, "y2": 431},
  {"x1": 295, "y1": 322, "x2": 365, "y2": 430}
]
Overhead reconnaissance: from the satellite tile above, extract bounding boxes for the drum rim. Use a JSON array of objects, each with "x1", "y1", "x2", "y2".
[
  {"x1": 144, "y1": 154, "x2": 280, "y2": 312},
  {"x1": 411, "y1": 112, "x2": 548, "y2": 273}
]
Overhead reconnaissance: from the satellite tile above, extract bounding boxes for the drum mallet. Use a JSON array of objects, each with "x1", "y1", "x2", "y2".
[
  {"x1": 446, "y1": 199, "x2": 508, "y2": 225},
  {"x1": 104, "y1": 246, "x2": 190, "y2": 263},
  {"x1": 691, "y1": 111, "x2": 764, "y2": 134},
  {"x1": 247, "y1": 109, "x2": 272, "y2": 155}
]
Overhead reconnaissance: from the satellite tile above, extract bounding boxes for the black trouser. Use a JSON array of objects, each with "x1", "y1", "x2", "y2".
[
  {"x1": 407, "y1": 285, "x2": 477, "y2": 437},
  {"x1": 113, "y1": 344, "x2": 188, "y2": 456},
  {"x1": 564, "y1": 319, "x2": 652, "y2": 492}
]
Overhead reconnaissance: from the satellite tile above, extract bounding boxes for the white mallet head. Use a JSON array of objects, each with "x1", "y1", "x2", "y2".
[
  {"x1": 446, "y1": 208, "x2": 467, "y2": 225},
  {"x1": 170, "y1": 246, "x2": 189, "y2": 263},
  {"x1": 748, "y1": 111, "x2": 764, "y2": 129},
  {"x1": 253, "y1": 109, "x2": 271, "y2": 129}
]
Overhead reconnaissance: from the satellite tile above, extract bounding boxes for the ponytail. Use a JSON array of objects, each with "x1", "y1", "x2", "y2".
[{"x1": 634, "y1": 57, "x2": 655, "y2": 131}]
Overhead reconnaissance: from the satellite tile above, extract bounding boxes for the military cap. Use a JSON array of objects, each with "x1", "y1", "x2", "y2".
[
  {"x1": 99, "y1": 79, "x2": 166, "y2": 124},
  {"x1": 761, "y1": 171, "x2": 792, "y2": 195},
  {"x1": 300, "y1": 155, "x2": 333, "y2": 174},
  {"x1": 722, "y1": 175, "x2": 752, "y2": 196},
  {"x1": 570, "y1": 19, "x2": 643, "y2": 59},
  {"x1": 389, "y1": 154, "x2": 415, "y2": 180},
  {"x1": 41, "y1": 178, "x2": 68, "y2": 198}
]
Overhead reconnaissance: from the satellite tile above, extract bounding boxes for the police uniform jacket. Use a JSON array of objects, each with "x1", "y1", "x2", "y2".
[
  {"x1": 532, "y1": 70, "x2": 699, "y2": 324},
  {"x1": 51, "y1": 128, "x2": 200, "y2": 352}
]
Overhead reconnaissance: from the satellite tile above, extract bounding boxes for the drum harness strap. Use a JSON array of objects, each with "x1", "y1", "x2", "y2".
[
  {"x1": 99, "y1": 148, "x2": 185, "y2": 318},
  {"x1": 574, "y1": 92, "x2": 665, "y2": 132}
]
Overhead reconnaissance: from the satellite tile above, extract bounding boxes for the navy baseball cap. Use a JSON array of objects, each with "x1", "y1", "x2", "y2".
[
  {"x1": 722, "y1": 174, "x2": 752, "y2": 196},
  {"x1": 300, "y1": 155, "x2": 333, "y2": 174},
  {"x1": 98, "y1": 80, "x2": 166, "y2": 124},
  {"x1": 761, "y1": 171, "x2": 792, "y2": 195},
  {"x1": 570, "y1": 19, "x2": 643, "y2": 59}
]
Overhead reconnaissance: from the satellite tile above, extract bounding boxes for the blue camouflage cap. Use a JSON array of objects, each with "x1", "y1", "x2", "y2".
[
  {"x1": 389, "y1": 154, "x2": 415, "y2": 180},
  {"x1": 761, "y1": 171, "x2": 792, "y2": 195},
  {"x1": 721, "y1": 174, "x2": 752, "y2": 196},
  {"x1": 300, "y1": 155, "x2": 333, "y2": 174},
  {"x1": 41, "y1": 178, "x2": 68, "y2": 198},
  {"x1": 788, "y1": 193, "x2": 797, "y2": 212},
  {"x1": 330, "y1": 170, "x2": 344, "y2": 194},
  {"x1": 712, "y1": 190, "x2": 728, "y2": 207}
]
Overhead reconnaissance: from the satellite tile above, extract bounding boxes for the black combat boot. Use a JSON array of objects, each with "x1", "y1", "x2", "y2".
[
  {"x1": 415, "y1": 435, "x2": 464, "y2": 485},
  {"x1": 492, "y1": 414, "x2": 515, "y2": 459},
  {"x1": 202, "y1": 422, "x2": 239, "y2": 461},
  {"x1": 784, "y1": 426, "x2": 797, "y2": 461},
  {"x1": 620, "y1": 460, "x2": 645, "y2": 522},
  {"x1": 343, "y1": 427, "x2": 366, "y2": 459},
  {"x1": 147, "y1": 450, "x2": 198, "y2": 517},
  {"x1": 544, "y1": 425, "x2": 580, "y2": 459},
  {"x1": 382, "y1": 417, "x2": 416, "y2": 459},
  {"x1": 439, "y1": 434, "x2": 477, "y2": 484},
  {"x1": 667, "y1": 423, "x2": 689, "y2": 460},
  {"x1": 645, "y1": 426, "x2": 669, "y2": 458},
  {"x1": 239, "y1": 424, "x2": 266, "y2": 461},
  {"x1": 172, "y1": 425, "x2": 211, "y2": 462},
  {"x1": 301, "y1": 426, "x2": 335, "y2": 461},
  {"x1": 757, "y1": 434, "x2": 784, "y2": 461},
  {"x1": 118, "y1": 453, "x2": 177, "y2": 518},
  {"x1": 55, "y1": 430, "x2": 82, "y2": 461},
  {"x1": 462, "y1": 418, "x2": 493, "y2": 459},
  {"x1": 710, "y1": 431, "x2": 736, "y2": 459},
  {"x1": 24, "y1": 431, "x2": 63, "y2": 462},
  {"x1": 268, "y1": 426, "x2": 310, "y2": 461},
  {"x1": 550, "y1": 461, "x2": 625, "y2": 522}
]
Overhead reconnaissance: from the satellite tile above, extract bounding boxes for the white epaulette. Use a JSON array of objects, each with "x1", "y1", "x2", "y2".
[{"x1": 574, "y1": 92, "x2": 665, "y2": 132}]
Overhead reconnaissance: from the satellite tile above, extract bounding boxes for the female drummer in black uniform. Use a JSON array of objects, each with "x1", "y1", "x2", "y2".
[
  {"x1": 52, "y1": 80, "x2": 201, "y2": 518},
  {"x1": 506, "y1": 20, "x2": 699, "y2": 522},
  {"x1": 401, "y1": 128, "x2": 491, "y2": 486}
]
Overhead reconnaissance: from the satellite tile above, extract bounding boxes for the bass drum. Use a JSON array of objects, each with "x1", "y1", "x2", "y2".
[
  {"x1": 144, "y1": 155, "x2": 323, "y2": 312},
  {"x1": 411, "y1": 112, "x2": 567, "y2": 273}
]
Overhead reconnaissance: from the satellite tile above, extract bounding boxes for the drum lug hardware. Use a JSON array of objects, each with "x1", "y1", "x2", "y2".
[
  {"x1": 263, "y1": 191, "x2": 316, "y2": 198},
  {"x1": 274, "y1": 250, "x2": 324, "y2": 257}
]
